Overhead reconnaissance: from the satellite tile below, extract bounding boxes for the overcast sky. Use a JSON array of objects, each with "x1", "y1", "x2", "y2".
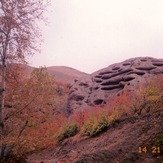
[{"x1": 28, "y1": 0, "x2": 163, "y2": 73}]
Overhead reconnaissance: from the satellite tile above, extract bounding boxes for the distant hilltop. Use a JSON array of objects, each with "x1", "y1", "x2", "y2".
[{"x1": 20, "y1": 65, "x2": 88, "y2": 84}]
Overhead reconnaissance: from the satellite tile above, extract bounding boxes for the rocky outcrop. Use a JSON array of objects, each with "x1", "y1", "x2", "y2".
[{"x1": 68, "y1": 57, "x2": 163, "y2": 111}]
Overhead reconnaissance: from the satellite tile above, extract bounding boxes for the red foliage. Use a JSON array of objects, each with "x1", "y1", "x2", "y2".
[
  {"x1": 2, "y1": 67, "x2": 68, "y2": 156},
  {"x1": 108, "y1": 91, "x2": 132, "y2": 114},
  {"x1": 70, "y1": 106, "x2": 108, "y2": 130}
]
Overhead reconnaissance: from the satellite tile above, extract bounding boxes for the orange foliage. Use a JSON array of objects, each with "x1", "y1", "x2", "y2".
[
  {"x1": 107, "y1": 91, "x2": 132, "y2": 118},
  {"x1": 70, "y1": 106, "x2": 108, "y2": 131},
  {"x1": 70, "y1": 91, "x2": 134, "y2": 133},
  {"x1": 2, "y1": 66, "x2": 67, "y2": 157}
]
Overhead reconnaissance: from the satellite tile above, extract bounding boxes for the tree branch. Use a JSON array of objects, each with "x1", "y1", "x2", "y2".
[
  {"x1": 0, "y1": 29, "x2": 7, "y2": 36},
  {"x1": 17, "y1": 119, "x2": 28, "y2": 139}
]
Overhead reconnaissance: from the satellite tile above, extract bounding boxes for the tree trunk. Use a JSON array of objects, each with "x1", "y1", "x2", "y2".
[{"x1": 0, "y1": 58, "x2": 6, "y2": 158}]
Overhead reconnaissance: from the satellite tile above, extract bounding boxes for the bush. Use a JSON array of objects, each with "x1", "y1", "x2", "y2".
[
  {"x1": 80, "y1": 113, "x2": 109, "y2": 136},
  {"x1": 55, "y1": 122, "x2": 78, "y2": 142},
  {"x1": 109, "y1": 109, "x2": 120, "y2": 122},
  {"x1": 130, "y1": 79, "x2": 163, "y2": 115},
  {"x1": 80, "y1": 115, "x2": 95, "y2": 136},
  {"x1": 91, "y1": 114, "x2": 108, "y2": 136}
]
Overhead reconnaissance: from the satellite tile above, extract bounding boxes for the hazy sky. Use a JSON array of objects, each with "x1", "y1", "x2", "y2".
[{"x1": 28, "y1": 0, "x2": 163, "y2": 73}]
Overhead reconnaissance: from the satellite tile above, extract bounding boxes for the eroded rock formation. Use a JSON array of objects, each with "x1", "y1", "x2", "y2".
[{"x1": 68, "y1": 57, "x2": 163, "y2": 111}]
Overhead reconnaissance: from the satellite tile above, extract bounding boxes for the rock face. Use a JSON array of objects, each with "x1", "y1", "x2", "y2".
[{"x1": 68, "y1": 57, "x2": 163, "y2": 111}]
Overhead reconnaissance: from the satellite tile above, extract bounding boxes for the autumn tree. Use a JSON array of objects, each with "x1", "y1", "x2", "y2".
[
  {"x1": 0, "y1": 0, "x2": 49, "y2": 159},
  {"x1": 1, "y1": 67, "x2": 65, "y2": 161}
]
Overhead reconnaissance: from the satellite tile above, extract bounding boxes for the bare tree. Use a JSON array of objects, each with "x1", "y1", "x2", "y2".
[{"x1": 0, "y1": 0, "x2": 49, "y2": 159}]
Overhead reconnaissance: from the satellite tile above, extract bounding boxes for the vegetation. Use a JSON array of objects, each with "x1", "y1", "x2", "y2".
[
  {"x1": 130, "y1": 76, "x2": 163, "y2": 115},
  {"x1": 0, "y1": 67, "x2": 66, "y2": 162},
  {"x1": 80, "y1": 113, "x2": 108, "y2": 136},
  {"x1": 66, "y1": 76, "x2": 163, "y2": 139},
  {"x1": 56, "y1": 122, "x2": 78, "y2": 142},
  {"x1": 0, "y1": 1, "x2": 163, "y2": 162},
  {"x1": 0, "y1": 0, "x2": 49, "y2": 160},
  {"x1": 0, "y1": 56, "x2": 162, "y2": 162}
]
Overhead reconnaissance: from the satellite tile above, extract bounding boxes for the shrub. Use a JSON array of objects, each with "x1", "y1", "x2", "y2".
[
  {"x1": 71, "y1": 110, "x2": 85, "y2": 131},
  {"x1": 109, "y1": 108, "x2": 120, "y2": 122},
  {"x1": 91, "y1": 114, "x2": 108, "y2": 136},
  {"x1": 130, "y1": 77, "x2": 163, "y2": 115},
  {"x1": 108, "y1": 91, "x2": 132, "y2": 118},
  {"x1": 55, "y1": 122, "x2": 78, "y2": 142},
  {"x1": 80, "y1": 113, "x2": 109, "y2": 136},
  {"x1": 80, "y1": 115, "x2": 95, "y2": 136}
]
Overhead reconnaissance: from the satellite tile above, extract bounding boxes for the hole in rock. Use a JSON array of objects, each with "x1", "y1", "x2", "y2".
[
  {"x1": 127, "y1": 71, "x2": 145, "y2": 76},
  {"x1": 123, "y1": 77, "x2": 135, "y2": 82},
  {"x1": 101, "y1": 80, "x2": 120, "y2": 86},
  {"x1": 140, "y1": 59, "x2": 147, "y2": 62},
  {"x1": 94, "y1": 79, "x2": 102, "y2": 83},
  {"x1": 79, "y1": 82, "x2": 89, "y2": 87},
  {"x1": 112, "y1": 67, "x2": 120, "y2": 70},
  {"x1": 70, "y1": 95, "x2": 85, "y2": 101},
  {"x1": 99, "y1": 71, "x2": 113, "y2": 75},
  {"x1": 94, "y1": 99, "x2": 106, "y2": 105},
  {"x1": 152, "y1": 63, "x2": 163, "y2": 66},
  {"x1": 95, "y1": 75, "x2": 102, "y2": 78},
  {"x1": 123, "y1": 63, "x2": 130, "y2": 66},
  {"x1": 101, "y1": 85, "x2": 124, "y2": 91},
  {"x1": 135, "y1": 67, "x2": 155, "y2": 71},
  {"x1": 94, "y1": 87, "x2": 99, "y2": 90}
]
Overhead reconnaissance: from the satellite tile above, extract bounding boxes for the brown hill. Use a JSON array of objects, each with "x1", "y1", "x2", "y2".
[
  {"x1": 47, "y1": 66, "x2": 88, "y2": 84},
  {"x1": 19, "y1": 65, "x2": 88, "y2": 84},
  {"x1": 19, "y1": 64, "x2": 35, "y2": 77}
]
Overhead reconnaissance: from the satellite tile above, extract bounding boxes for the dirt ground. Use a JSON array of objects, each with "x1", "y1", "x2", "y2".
[{"x1": 27, "y1": 109, "x2": 163, "y2": 163}]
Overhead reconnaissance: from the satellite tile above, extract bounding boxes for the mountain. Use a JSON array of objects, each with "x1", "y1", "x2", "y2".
[
  {"x1": 46, "y1": 66, "x2": 88, "y2": 84},
  {"x1": 68, "y1": 57, "x2": 163, "y2": 111},
  {"x1": 20, "y1": 65, "x2": 88, "y2": 84}
]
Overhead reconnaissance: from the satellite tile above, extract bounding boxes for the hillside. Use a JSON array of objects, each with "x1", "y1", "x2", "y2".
[
  {"x1": 47, "y1": 66, "x2": 88, "y2": 84},
  {"x1": 20, "y1": 65, "x2": 88, "y2": 84},
  {"x1": 4, "y1": 57, "x2": 163, "y2": 162},
  {"x1": 28, "y1": 109, "x2": 163, "y2": 163},
  {"x1": 27, "y1": 57, "x2": 163, "y2": 163}
]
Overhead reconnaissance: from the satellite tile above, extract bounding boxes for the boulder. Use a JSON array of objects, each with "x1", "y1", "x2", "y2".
[{"x1": 68, "y1": 57, "x2": 163, "y2": 111}]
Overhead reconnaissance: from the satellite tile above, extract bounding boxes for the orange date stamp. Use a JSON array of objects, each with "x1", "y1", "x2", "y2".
[{"x1": 138, "y1": 146, "x2": 161, "y2": 153}]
